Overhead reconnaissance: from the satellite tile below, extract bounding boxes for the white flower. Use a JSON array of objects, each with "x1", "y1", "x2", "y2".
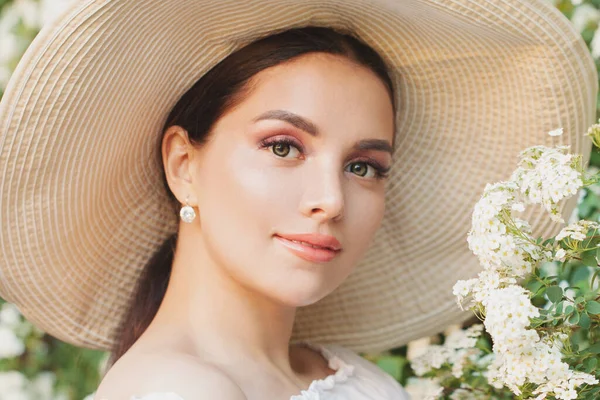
[
  {"x1": 592, "y1": 26, "x2": 600, "y2": 59},
  {"x1": 409, "y1": 324, "x2": 485, "y2": 382},
  {"x1": 445, "y1": 324, "x2": 484, "y2": 350},
  {"x1": 511, "y1": 146, "x2": 583, "y2": 224},
  {"x1": 457, "y1": 139, "x2": 596, "y2": 398},
  {"x1": 410, "y1": 345, "x2": 450, "y2": 376},
  {"x1": 556, "y1": 220, "x2": 599, "y2": 241},
  {"x1": 29, "y1": 371, "x2": 57, "y2": 400},
  {"x1": 511, "y1": 202, "x2": 525, "y2": 212},
  {"x1": 548, "y1": 128, "x2": 564, "y2": 137},
  {"x1": 0, "y1": 325, "x2": 25, "y2": 359},
  {"x1": 0, "y1": 371, "x2": 28, "y2": 400},
  {"x1": 0, "y1": 31, "x2": 20, "y2": 66},
  {"x1": 570, "y1": 3, "x2": 600, "y2": 32},
  {"x1": 450, "y1": 387, "x2": 487, "y2": 400},
  {"x1": 554, "y1": 248, "x2": 567, "y2": 262},
  {"x1": 404, "y1": 377, "x2": 443, "y2": 400},
  {"x1": 40, "y1": 0, "x2": 78, "y2": 27},
  {"x1": 0, "y1": 303, "x2": 22, "y2": 329},
  {"x1": 452, "y1": 279, "x2": 478, "y2": 309},
  {"x1": 9, "y1": 0, "x2": 42, "y2": 28}
]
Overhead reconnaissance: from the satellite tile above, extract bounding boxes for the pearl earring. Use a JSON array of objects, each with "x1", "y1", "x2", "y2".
[{"x1": 179, "y1": 196, "x2": 196, "y2": 223}]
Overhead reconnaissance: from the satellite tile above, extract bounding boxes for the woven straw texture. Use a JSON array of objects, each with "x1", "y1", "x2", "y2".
[{"x1": 0, "y1": 0, "x2": 598, "y2": 353}]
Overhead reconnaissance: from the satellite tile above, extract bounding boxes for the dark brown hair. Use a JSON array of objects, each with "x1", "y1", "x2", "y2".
[{"x1": 109, "y1": 26, "x2": 395, "y2": 367}]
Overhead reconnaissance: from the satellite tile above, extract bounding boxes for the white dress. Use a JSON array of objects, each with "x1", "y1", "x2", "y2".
[{"x1": 129, "y1": 341, "x2": 411, "y2": 399}]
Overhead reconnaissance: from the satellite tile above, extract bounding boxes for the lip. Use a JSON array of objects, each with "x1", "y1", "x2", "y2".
[{"x1": 274, "y1": 233, "x2": 342, "y2": 263}]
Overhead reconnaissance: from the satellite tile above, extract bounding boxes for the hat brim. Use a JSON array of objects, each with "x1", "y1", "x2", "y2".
[{"x1": 0, "y1": 0, "x2": 597, "y2": 352}]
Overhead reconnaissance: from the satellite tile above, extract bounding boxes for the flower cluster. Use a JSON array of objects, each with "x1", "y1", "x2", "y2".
[
  {"x1": 410, "y1": 325, "x2": 485, "y2": 379},
  {"x1": 450, "y1": 128, "x2": 599, "y2": 399},
  {"x1": 0, "y1": 302, "x2": 27, "y2": 359},
  {"x1": 0, "y1": 302, "x2": 67, "y2": 399},
  {"x1": 585, "y1": 119, "x2": 600, "y2": 150},
  {"x1": 510, "y1": 139, "x2": 584, "y2": 223},
  {"x1": 0, "y1": 370, "x2": 63, "y2": 400}
]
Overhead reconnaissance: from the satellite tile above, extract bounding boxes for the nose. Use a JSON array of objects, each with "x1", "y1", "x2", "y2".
[{"x1": 299, "y1": 161, "x2": 344, "y2": 223}]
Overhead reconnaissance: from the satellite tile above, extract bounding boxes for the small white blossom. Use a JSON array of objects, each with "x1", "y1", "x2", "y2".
[
  {"x1": 30, "y1": 371, "x2": 57, "y2": 399},
  {"x1": 0, "y1": 371, "x2": 28, "y2": 400},
  {"x1": 554, "y1": 248, "x2": 567, "y2": 262},
  {"x1": 556, "y1": 220, "x2": 599, "y2": 241},
  {"x1": 548, "y1": 128, "x2": 564, "y2": 137},
  {"x1": 570, "y1": 3, "x2": 600, "y2": 32},
  {"x1": 0, "y1": 303, "x2": 22, "y2": 329},
  {"x1": 0, "y1": 325, "x2": 25, "y2": 359},
  {"x1": 404, "y1": 377, "x2": 444, "y2": 400},
  {"x1": 511, "y1": 145, "x2": 584, "y2": 224},
  {"x1": 450, "y1": 387, "x2": 488, "y2": 400},
  {"x1": 410, "y1": 345, "x2": 450, "y2": 376},
  {"x1": 592, "y1": 26, "x2": 600, "y2": 59}
]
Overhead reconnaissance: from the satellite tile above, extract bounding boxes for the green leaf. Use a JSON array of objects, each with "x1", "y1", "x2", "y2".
[
  {"x1": 375, "y1": 355, "x2": 407, "y2": 381},
  {"x1": 547, "y1": 285, "x2": 563, "y2": 303},
  {"x1": 581, "y1": 250, "x2": 597, "y2": 267},
  {"x1": 585, "y1": 343, "x2": 600, "y2": 354},
  {"x1": 581, "y1": 313, "x2": 592, "y2": 329},
  {"x1": 591, "y1": 269, "x2": 600, "y2": 290},
  {"x1": 585, "y1": 356, "x2": 598, "y2": 373},
  {"x1": 587, "y1": 386, "x2": 600, "y2": 398},
  {"x1": 542, "y1": 238, "x2": 555, "y2": 247},
  {"x1": 586, "y1": 301, "x2": 600, "y2": 315},
  {"x1": 529, "y1": 280, "x2": 545, "y2": 297},
  {"x1": 565, "y1": 305, "x2": 575, "y2": 315},
  {"x1": 572, "y1": 266, "x2": 592, "y2": 285},
  {"x1": 569, "y1": 310, "x2": 580, "y2": 324}
]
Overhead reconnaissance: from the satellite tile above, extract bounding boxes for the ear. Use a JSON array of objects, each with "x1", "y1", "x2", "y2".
[{"x1": 161, "y1": 125, "x2": 198, "y2": 206}]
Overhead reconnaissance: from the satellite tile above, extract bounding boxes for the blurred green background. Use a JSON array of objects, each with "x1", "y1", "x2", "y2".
[{"x1": 1, "y1": 0, "x2": 600, "y2": 398}]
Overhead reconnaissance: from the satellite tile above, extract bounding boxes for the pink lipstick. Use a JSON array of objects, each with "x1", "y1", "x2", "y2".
[{"x1": 274, "y1": 233, "x2": 342, "y2": 263}]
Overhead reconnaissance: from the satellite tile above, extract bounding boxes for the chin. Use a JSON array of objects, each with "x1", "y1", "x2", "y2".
[{"x1": 270, "y1": 286, "x2": 328, "y2": 308}]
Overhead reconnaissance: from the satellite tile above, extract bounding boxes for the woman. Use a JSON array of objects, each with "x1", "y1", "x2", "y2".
[
  {"x1": 101, "y1": 27, "x2": 403, "y2": 399},
  {"x1": 0, "y1": 0, "x2": 596, "y2": 399}
]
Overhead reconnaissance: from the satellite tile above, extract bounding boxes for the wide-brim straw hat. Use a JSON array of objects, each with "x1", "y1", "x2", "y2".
[{"x1": 0, "y1": 0, "x2": 597, "y2": 354}]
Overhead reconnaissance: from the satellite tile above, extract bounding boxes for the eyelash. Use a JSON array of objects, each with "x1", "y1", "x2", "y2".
[{"x1": 258, "y1": 136, "x2": 390, "y2": 180}]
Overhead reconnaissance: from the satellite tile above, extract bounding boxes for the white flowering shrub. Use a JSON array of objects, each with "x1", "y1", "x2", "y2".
[
  {"x1": 0, "y1": 299, "x2": 108, "y2": 399},
  {"x1": 404, "y1": 124, "x2": 600, "y2": 399}
]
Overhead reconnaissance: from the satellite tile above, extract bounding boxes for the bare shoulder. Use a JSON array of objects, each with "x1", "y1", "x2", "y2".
[{"x1": 94, "y1": 352, "x2": 247, "y2": 400}]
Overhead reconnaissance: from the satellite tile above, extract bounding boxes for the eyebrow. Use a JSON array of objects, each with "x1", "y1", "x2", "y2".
[{"x1": 253, "y1": 109, "x2": 394, "y2": 154}]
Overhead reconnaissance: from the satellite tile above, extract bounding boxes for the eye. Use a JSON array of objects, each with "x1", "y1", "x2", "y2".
[
  {"x1": 259, "y1": 137, "x2": 303, "y2": 159},
  {"x1": 271, "y1": 142, "x2": 300, "y2": 158},
  {"x1": 346, "y1": 160, "x2": 390, "y2": 180}
]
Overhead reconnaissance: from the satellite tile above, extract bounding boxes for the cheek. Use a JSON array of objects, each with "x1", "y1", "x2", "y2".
[
  {"x1": 194, "y1": 145, "x2": 294, "y2": 274},
  {"x1": 202, "y1": 147, "x2": 293, "y2": 230},
  {"x1": 342, "y1": 190, "x2": 386, "y2": 261}
]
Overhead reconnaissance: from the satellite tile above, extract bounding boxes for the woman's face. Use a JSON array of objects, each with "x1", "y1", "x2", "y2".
[{"x1": 189, "y1": 52, "x2": 394, "y2": 306}]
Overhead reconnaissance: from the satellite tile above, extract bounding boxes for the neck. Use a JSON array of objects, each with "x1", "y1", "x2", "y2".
[{"x1": 146, "y1": 224, "x2": 299, "y2": 374}]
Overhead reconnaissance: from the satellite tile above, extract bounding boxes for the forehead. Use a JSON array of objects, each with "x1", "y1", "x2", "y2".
[{"x1": 229, "y1": 53, "x2": 395, "y2": 143}]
